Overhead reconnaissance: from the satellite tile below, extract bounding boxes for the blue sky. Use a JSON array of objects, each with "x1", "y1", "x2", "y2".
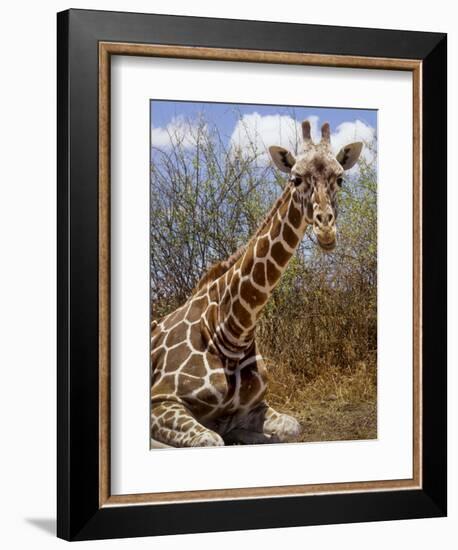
[
  {"x1": 151, "y1": 100, "x2": 376, "y2": 143},
  {"x1": 150, "y1": 100, "x2": 377, "y2": 169}
]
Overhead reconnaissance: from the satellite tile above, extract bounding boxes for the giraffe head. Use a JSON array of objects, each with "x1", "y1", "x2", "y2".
[{"x1": 269, "y1": 120, "x2": 363, "y2": 251}]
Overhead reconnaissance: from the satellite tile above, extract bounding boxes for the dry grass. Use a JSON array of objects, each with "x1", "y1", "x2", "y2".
[
  {"x1": 264, "y1": 358, "x2": 377, "y2": 442},
  {"x1": 256, "y1": 270, "x2": 378, "y2": 443}
]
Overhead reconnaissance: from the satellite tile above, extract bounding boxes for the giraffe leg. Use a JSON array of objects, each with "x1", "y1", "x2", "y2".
[
  {"x1": 226, "y1": 347, "x2": 301, "y2": 443},
  {"x1": 151, "y1": 400, "x2": 224, "y2": 448}
]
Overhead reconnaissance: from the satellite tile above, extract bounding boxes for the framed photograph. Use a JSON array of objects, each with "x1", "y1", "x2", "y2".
[{"x1": 57, "y1": 9, "x2": 447, "y2": 541}]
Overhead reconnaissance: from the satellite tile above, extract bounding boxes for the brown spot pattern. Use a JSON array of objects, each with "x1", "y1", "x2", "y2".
[
  {"x1": 288, "y1": 202, "x2": 302, "y2": 228},
  {"x1": 206, "y1": 353, "x2": 223, "y2": 371},
  {"x1": 189, "y1": 327, "x2": 207, "y2": 352},
  {"x1": 252, "y1": 262, "x2": 266, "y2": 287},
  {"x1": 151, "y1": 329, "x2": 166, "y2": 348},
  {"x1": 256, "y1": 236, "x2": 270, "y2": 258},
  {"x1": 240, "y1": 279, "x2": 267, "y2": 308},
  {"x1": 282, "y1": 222, "x2": 299, "y2": 248},
  {"x1": 195, "y1": 388, "x2": 219, "y2": 405},
  {"x1": 270, "y1": 218, "x2": 282, "y2": 239},
  {"x1": 165, "y1": 343, "x2": 190, "y2": 371},
  {"x1": 232, "y1": 299, "x2": 252, "y2": 328},
  {"x1": 241, "y1": 250, "x2": 254, "y2": 273},
  {"x1": 186, "y1": 296, "x2": 208, "y2": 322},
  {"x1": 229, "y1": 270, "x2": 241, "y2": 297},
  {"x1": 151, "y1": 374, "x2": 175, "y2": 396},
  {"x1": 206, "y1": 303, "x2": 218, "y2": 329},
  {"x1": 278, "y1": 200, "x2": 289, "y2": 219},
  {"x1": 162, "y1": 307, "x2": 185, "y2": 329},
  {"x1": 266, "y1": 259, "x2": 281, "y2": 285},
  {"x1": 165, "y1": 323, "x2": 187, "y2": 347},
  {"x1": 179, "y1": 374, "x2": 203, "y2": 393},
  {"x1": 181, "y1": 354, "x2": 207, "y2": 378},
  {"x1": 227, "y1": 315, "x2": 244, "y2": 338},
  {"x1": 151, "y1": 346, "x2": 166, "y2": 368},
  {"x1": 207, "y1": 282, "x2": 219, "y2": 303},
  {"x1": 271, "y1": 241, "x2": 291, "y2": 267}
]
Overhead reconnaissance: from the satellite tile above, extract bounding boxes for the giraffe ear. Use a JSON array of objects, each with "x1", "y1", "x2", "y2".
[
  {"x1": 336, "y1": 142, "x2": 363, "y2": 171},
  {"x1": 269, "y1": 146, "x2": 296, "y2": 173}
]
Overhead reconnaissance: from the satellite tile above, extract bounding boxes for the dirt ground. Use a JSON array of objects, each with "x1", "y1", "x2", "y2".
[{"x1": 266, "y1": 359, "x2": 377, "y2": 443}]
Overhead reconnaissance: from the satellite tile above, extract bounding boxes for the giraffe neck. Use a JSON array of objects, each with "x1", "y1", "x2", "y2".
[
  {"x1": 210, "y1": 184, "x2": 309, "y2": 353},
  {"x1": 193, "y1": 182, "x2": 292, "y2": 294}
]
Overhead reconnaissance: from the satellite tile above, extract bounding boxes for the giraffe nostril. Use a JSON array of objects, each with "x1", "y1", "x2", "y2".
[{"x1": 316, "y1": 211, "x2": 334, "y2": 227}]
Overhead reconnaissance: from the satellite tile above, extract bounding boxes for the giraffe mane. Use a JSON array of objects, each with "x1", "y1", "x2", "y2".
[{"x1": 192, "y1": 183, "x2": 292, "y2": 294}]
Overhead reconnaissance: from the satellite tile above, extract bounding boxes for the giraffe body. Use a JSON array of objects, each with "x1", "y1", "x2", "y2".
[{"x1": 151, "y1": 120, "x2": 363, "y2": 447}]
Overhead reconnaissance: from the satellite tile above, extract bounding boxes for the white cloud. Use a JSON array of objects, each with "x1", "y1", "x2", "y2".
[
  {"x1": 229, "y1": 113, "x2": 376, "y2": 171},
  {"x1": 330, "y1": 120, "x2": 376, "y2": 171},
  {"x1": 153, "y1": 112, "x2": 376, "y2": 176},
  {"x1": 229, "y1": 113, "x2": 320, "y2": 164},
  {"x1": 151, "y1": 116, "x2": 206, "y2": 149}
]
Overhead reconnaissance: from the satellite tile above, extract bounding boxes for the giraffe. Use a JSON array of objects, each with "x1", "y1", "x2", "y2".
[{"x1": 151, "y1": 120, "x2": 363, "y2": 448}]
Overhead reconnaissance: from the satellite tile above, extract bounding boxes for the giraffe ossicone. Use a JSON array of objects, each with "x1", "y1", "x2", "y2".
[{"x1": 151, "y1": 120, "x2": 363, "y2": 448}]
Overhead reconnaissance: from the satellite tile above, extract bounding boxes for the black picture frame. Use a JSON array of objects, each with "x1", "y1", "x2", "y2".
[{"x1": 57, "y1": 8, "x2": 447, "y2": 541}]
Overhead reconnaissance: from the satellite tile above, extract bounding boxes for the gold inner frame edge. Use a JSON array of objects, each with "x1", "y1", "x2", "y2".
[{"x1": 98, "y1": 42, "x2": 422, "y2": 507}]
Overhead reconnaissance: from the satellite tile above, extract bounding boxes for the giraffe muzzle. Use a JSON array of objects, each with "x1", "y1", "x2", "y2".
[
  {"x1": 316, "y1": 234, "x2": 336, "y2": 251},
  {"x1": 313, "y1": 207, "x2": 337, "y2": 251}
]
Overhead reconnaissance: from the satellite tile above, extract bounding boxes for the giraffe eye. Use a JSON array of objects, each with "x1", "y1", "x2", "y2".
[
  {"x1": 336, "y1": 177, "x2": 343, "y2": 187},
  {"x1": 291, "y1": 175, "x2": 303, "y2": 186}
]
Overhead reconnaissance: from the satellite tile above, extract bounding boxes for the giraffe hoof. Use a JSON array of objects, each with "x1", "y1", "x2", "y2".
[
  {"x1": 190, "y1": 431, "x2": 225, "y2": 447},
  {"x1": 267, "y1": 414, "x2": 302, "y2": 442}
]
